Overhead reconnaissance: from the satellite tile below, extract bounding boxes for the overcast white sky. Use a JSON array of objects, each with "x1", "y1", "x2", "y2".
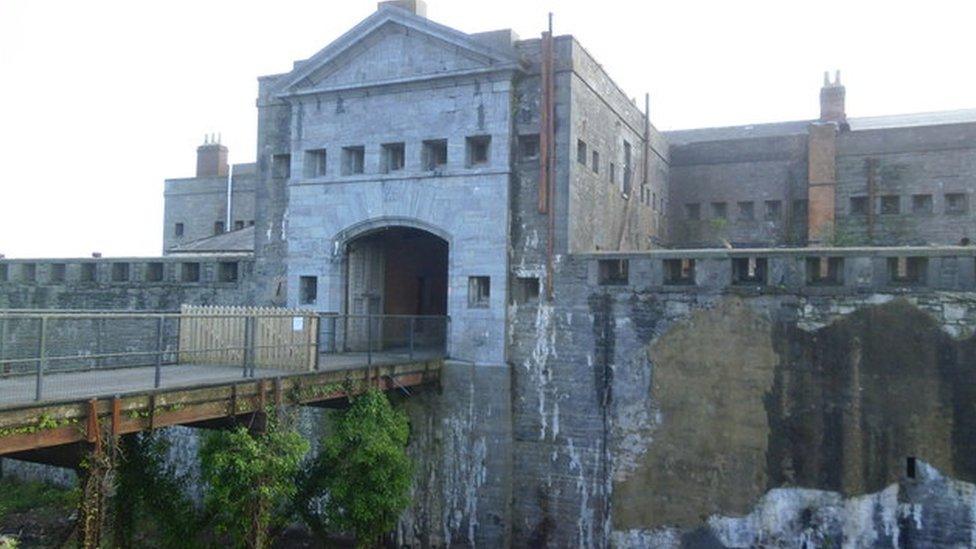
[{"x1": 1, "y1": 0, "x2": 974, "y2": 258}]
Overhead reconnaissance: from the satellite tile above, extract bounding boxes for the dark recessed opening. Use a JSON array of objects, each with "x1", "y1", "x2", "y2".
[
  {"x1": 146, "y1": 262, "x2": 164, "y2": 282},
  {"x1": 806, "y1": 257, "x2": 844, "y2": 286},
  {"x1": 598, "y1": 259, "x2": 629, "y2": 286},
  {"x1": 300, "y1": 275, "x2": 317, "y2": 304},
  {"x1": 732, "y1": 257, "x2": 767, "y2": 285},
  {"x1": 663, "y1": 259, "x2": 695, "y2": 286},
  {"x1": 218, "y1": 262, "x2": 238, "y2": 283},
  {"x1": 513, "y1": 276, "x2": 540, "y2": 304},
  {"x1": 906, "y1": 456, "x2": 917, "y2": 479},
  {"x1": 888, "y1": 257, "x2": 927, "y2": 285}
]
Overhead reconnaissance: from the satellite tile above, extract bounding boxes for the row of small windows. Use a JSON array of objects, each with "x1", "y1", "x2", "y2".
[
  {"x1": 272, "y1": 136, "x2": 492, "y2": 179},
  {"x1": 849, "y1": 193, "x2": 969, "y2": 215},
  {"x1": 597, "y1": 256, "x2": 933, "y2": 287},
  {"x1": 173, "y1": 220, "x2": 255, "y2": 238},
  {"x1": 576, "y1": 138, "x2": 635, "y2": 199},
  {"x1": 685, "y1": 200, "x2": 803, "y2": 221},
  {"x1": 298, "y1": 274, "x2": 495, "y2": 309},
  {"x1": 0, "y1": 262, "x2": 239, "y2": 284}
]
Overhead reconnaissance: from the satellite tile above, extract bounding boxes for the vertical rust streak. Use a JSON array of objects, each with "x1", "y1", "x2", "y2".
[
  {"x1": 110, "y1": 397, "x2": 121, "y2": 437},
  {"x1": 86, "y1": 399, "x2": 99, "y2": 446},
  {"x1": 537, "y1": 30, "x2": 551, "y2": 214}
]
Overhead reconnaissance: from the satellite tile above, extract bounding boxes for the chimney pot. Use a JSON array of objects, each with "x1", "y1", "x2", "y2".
[{"x1": 819, "y1": 70, "x2": 846, "y2": 124}]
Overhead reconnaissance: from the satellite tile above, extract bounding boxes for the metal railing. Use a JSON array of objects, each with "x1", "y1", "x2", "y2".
[{"x1": 0, "y1": 310, "x2": 448, "y2": 405}]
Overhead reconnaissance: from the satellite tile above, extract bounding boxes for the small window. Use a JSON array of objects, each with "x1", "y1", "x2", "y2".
[
  {"x1": 609, "y1": 163, "x2": 616, "y2": 184},
  {"x1": 248, "y1": 220, "x2": 255, "y2": 226},
  {"x1": 181, "y1": 262, "x2": 200, "y2": 283},
  {"x1": 577, "y1": 139, "x2": 587, "y2": 165},
  {"x1": 806, "y1": 257, "x2": 844, "y2": 286},
  {"x1": 732, "y1": 257, "x2": 767, "y2": 285},
  {"x1": 80, "y1": 263, "x2": 96, "y2": 282},
  {"x1": 946, "y1": 193, "x2": 968, "y2": 215},
  {"x1": 111, "y1": 263, "x2": 130, "y2": 282},
  {"x1": 218, "y1": 262, "x2": 238, "y2": 283},
  {"x1": 304, "y1": 148, "x2": 327, "y2": 177},
  {"x1": 466, "y1": 136, "x2": 491, "y2": 167},
  {"x1": 792, "y1": 199, "x2": 808, "y2": 219},
  {"x1": 737, "y1": 201, "x2": 755, "y2": 221},
  {"x1": 20, "y1": 263, "x2": 36, "y2": 282},
  {"x1": 711, "y1": 202, "x2": 728, "y2": 219},
  {"x1": 49, "y1": 263, "x2": 66, "y2": 283},
  {"x1": 880, "y1": 195, "x2": 900, "y2": 215},
  {"x1": 512, "y1": 276, "x2": 540, "y2": 304},
  {"x1": 214, "y1": 221, "x2": 225, "y2": 235},
  {"x1": 592, "y1": 151, "x2": 600, "y2": 174},
  {"x1": 663, "y1": 259, "x2": 695, "y2": 285},
  {"x1": 0, "y1": 264, "x2": 7, "y2": 282},
  {"x1": 381, "y1": 142, "x2": 405, "y2": 173},
  {"x1": 911, "y1": 194, "x2": 933, "y2": 214},
  {"x1": 174, "y1": 223, "x2": 185, "y2": 237},
  {"x1": 519, "y1": 134, "x2": 540, "y2": 160},
  {"x1": 850, "y1": 196, "x2": 868, "y2": 215},
  {"x1": 272, "y1": 153, "x2": 291, "y2": 179},
  {"x1": 145, "y1": 262, "x2": 164, "y2": 282},
  {"x1": 764, "y1": 200, "x2": 782, "y2": 221},
  {"x1": 422, "y1": 139, "x2": 448, "y2": 170},
  {"x1": 234, "y1": 220, "x2": 245, "y2": 230},
  {"x1": 685, "y1": 203, "x2": 701, "y2": 220},
  {"x1": 468, "y1": 276, "x2": 491, "y2": 308},
  {"x1": 341, "y1": 146, "x2": 365, "y2": 175},
  {"x1": 888, "y1": 257, "x2": 927, "y2": 285},
  {"x1": 623, "y1": 140, "x2": 633, "y2": 197},
  {"x1": 300, "y1": 276, "x2": 317, "y2": 304},
  {"x1": 598, "y1": 259, "x2": 629, "y2": 286}
]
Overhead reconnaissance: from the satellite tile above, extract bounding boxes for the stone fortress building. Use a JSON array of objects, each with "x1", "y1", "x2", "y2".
[{"x1": 5, "y1": 1, "x2": 976, "y2": 546}]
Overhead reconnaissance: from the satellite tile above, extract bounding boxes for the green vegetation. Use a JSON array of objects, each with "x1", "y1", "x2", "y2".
[
  {"x1": 294, "y1": 389, "x2": 413, "y2": 547},
  {"x1": 200, "y1": 412, "x2": 309, "y2": 549},
  {"x1": 0, "y1": 478, "x2": 77, "y2": 521}
]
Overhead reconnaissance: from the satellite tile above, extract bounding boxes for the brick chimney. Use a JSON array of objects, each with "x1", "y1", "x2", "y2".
[
  {"x1": 196, "y1": 133, "x2": 229, "y2": 177},
  {"x1": 820, "y1": 70, "x2": 846, "y2": 124},
  {"x1": 377, "y1": 0, "x2": 427, "y2": 17}
]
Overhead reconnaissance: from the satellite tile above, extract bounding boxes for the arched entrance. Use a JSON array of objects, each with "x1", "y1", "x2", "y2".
[{"x1": 343, "y1": 226, "x2": 448, "y2": 352}]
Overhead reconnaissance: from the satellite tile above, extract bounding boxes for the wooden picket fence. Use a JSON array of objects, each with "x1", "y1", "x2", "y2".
[{"x1": 178, "y1": 305, "x2": 318, "y2": 372}]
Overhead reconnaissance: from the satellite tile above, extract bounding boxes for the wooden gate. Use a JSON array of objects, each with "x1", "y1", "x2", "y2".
[{"x1": 178, "y1": 305, "x2": 318, "y2": 372}]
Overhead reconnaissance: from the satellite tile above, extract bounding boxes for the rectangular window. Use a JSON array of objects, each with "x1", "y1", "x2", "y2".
[
  {"x1": 304, "y1": 148, "x2": 327, "y2": 177},
  {"x1": 792, "y1": 199, "x2": 808, "y2": 219},
  {"x1": 299, "y1": 276, "x2": 317, "y2": 304},
  {"x1": 711, "y1": 202, "x2": 728, "y2": 219},
  {"x1": 111, "y1": 263, "x2": 130, "y2": 282},
  {"x1": 20, "y1": 263, "x2": 36, "y2": 282},
  {"x1": 806, "y1": 257, "x2": 844, "y2": 286},
  {"x1": 945, "y1": 193, "x2": 968, "y2": 215},
  {"x1": 0, "y1": 264, "x2": 7, "y2": 282},
  {"x1": 214, "y1": 221, "x2": 224, "y2": 235},
  {"x1": 181, "y1": 262, "x2": 200, "y2": 283},
  {"x1": 81, "y1": 263, "x2": 96, "y2": 282},
  {"x1": 911, "y1": 194, "x2": 933, "y2": 214},
  {"x1": 218, "y1": 262, "x2": 238, "y2": 283},
  {"x1": 609, "y1": 163, "x2": 616, "y2": 184},
  {"x1": 271, "y1": 153, "x2": 291, "y2": 179},
  {"x1": 737, "y1": 201, "x2": 755, "y2": 221},
  {"x1": 341, "y1": 146, "x2": 365, "y2": 175},
  {"x1": 467, "y1": 276, "x2": 491, "y2": 308},
  {"x1": 422, "y1": 139, "x2": 448, "y2": 170},
  {"x1": 598, "y1": 259, "x2": 629, "y2": 286},
  {"x1": 685, "y1": 203, "x2": 701, "y2": 220},
  {"x1": 850, "y1": 196, "x2": 868, "y2": 215},
  {"x1": 577, "y1": 139, "x2": 587, "y2": 165},
  {"x1": 512, "y1": 276, "x2": 540, "y2": 304},
  {"x1": 146, "y1": 262, "x2": 164, "y2": 282},
  {"x1": 880, "y1": 195, "x2": 900, "y2": 215},
  {"x1": 623, "y1": 141, "x2": 633, "y2": 196},
  {"x1": 764, "y1": 200, "x2": 782, "y2": 221},
  {"x1": 174, "y1": 223, "x2": 184, "y2": 237},
  {"x1": 519, "y1": 134, "x2": 539, "y2": 160},
  {"x1": 663, "y1": 259, "x2": 695, "y2": 285},
  {"x1": 888, "y1": 257, "x2": 927, "y2": 285},
  {"x1": 732, "y1": 257, "x2": 767, "y2": 285},
  {"x1": 234, "y1": 220, "x2": 245, "y2": 230},
  {"x1": 592, "y1": 151, "x2": 600, "y2": 174},
  {"x1": 466, "y1": 135, "x2": 491, "y2": 167},
  {"x1": 49, "y1": 263, "x2": 66, "y2": 283},
  {"x1": 381, "y1": 142, "x2": 405, "y2": 173}
]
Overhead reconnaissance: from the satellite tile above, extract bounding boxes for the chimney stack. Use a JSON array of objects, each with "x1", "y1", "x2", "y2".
[
  {"x1": 377, "y1": 0, "x2": 427, "y2": 17},
  {"x1": 196, "y1": 133, "x2": 229, "y2": 177},
  {"x1": 820, "y1": 70, "x2": 846, "y2": 124}
]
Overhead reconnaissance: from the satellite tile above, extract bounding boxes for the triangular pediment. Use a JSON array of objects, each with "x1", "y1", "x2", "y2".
[{"x1": 273, "y1": 7, "x2": 521, "y2": 96}]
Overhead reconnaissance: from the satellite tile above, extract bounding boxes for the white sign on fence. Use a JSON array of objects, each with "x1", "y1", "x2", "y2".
[{"x1": 292, "y1": 316, "x2": 304, "y2": 331}]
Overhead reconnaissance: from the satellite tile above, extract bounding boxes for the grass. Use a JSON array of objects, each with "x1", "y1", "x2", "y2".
[{"x1": 0, "y1": 478, "x2": 77, "y2": 521}]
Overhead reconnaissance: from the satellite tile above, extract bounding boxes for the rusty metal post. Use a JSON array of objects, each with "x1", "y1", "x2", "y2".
[{"x1": 34, "y1": 316, "x2": 47, "y2": 401}]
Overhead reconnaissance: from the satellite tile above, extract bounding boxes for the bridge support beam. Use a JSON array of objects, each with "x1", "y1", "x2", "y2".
[{"x1": 76, "y1": 398, "x2": 120, "y2": 549}]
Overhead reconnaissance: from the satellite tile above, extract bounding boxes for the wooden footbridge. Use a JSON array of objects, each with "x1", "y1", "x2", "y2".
[{"x1": 0, "y1": 306, "x2": 446, "y2": 461}]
